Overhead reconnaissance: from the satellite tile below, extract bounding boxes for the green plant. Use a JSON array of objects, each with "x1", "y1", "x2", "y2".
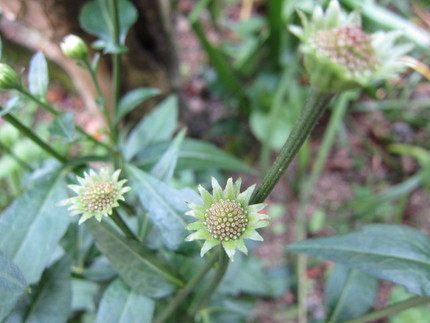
[{"x1": 1, "y1": 1, "x2": 429, "y2": 323}]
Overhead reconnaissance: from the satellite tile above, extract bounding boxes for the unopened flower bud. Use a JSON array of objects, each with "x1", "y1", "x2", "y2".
[
  {"x1": 60, "y1": 34, "x2": 88, "y2": 61},
  {"x1": 0, "y1": 63, "x2": 19, "y2": 90}
]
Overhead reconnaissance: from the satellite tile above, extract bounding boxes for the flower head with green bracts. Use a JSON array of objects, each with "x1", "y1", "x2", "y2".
[
  {"x1": 185, "y1": 178, "x2": 270, "y2": 261},
  {"x1": 289, "y1": 0, "x2": 413, "y2": 92},
  {"x1": 58, "y1": 167, "x2": 130, "y2": 224}
]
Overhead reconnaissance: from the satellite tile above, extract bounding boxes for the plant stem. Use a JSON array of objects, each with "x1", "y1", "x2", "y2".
[
  {"x1": 153, "y1": 251, "x2": 219, "y2": 323},
  {"x1": 1, "y1": 111, "x2": 67, "y2": 163},
  {"x1": 251, "y1": 89, "x2": 335, "y2": 204},
  {"x1": 110, "y1": 0, "x2": 121, "y2": 144},
  {"x1": 82, "y1": 58, "x2": 114, "y2": 143},
  {"x1": 192, "y1": 247, "x2": 229, "y2": 317},
  {"x1": 18, "y1": 88, "x2": 113, "y2": 151},
  {"x1": 109, "y1": 210, "x2": 139, "y2": 241},
  {"x1": 296, "y1": 92, "x2": 354, "y2": 323},
  {"x1": 340, "y1": 296, "x2": 430, "y2": 323}
]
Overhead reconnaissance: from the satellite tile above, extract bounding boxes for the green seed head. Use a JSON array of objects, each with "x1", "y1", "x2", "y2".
[
  {"x1": 82, "y1": 182, "x2": 116, "y2": 213},
  {"x1": 204, "y1": 199, "x2": 248, "y2": 241},
  {"x1": 311, "y1": 26, "x2": 377, "y2": 77}
]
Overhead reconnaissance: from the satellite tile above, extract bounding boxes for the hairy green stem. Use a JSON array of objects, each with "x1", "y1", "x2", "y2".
[
  {"x1": 110, "y1": 210, "x2": 139, "y2": 241},
  {"x1": 18, "y1": 88, "x2": 113, "y2": 151},
  {"x1": 153, "y1": 251, "x2": 219, "y2": 323},
  {"x1": 192, "y1": 247, "x2": 229, "y2": 317},
  {"x1": 1, "y1": 111, "x2": 67, "y2": 163},
  {"x1": 340, "y1": 296, "x2": 430, "y2": 323},
  {"x1": 296, "y1": 92, "x2": 353, "y2": 323},
  {"x1": 251, "y1": 89, "x2": 335, "y2": 204}
]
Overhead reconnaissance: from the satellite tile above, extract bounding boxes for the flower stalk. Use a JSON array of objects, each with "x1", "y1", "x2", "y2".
[
  {"x1": 251, "y1": 89, "x2": 335, "y2": 204},
  {"x1": 1, "y1": 108, "x2": 67, "y2": 163}
]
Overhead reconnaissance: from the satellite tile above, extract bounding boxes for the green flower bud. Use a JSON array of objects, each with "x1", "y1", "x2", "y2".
[
  {"x1": 290, "y1": 0, "x2": 413, "y2": 92},
  {"x1": 57, "y1": 167, "x2": 131, "y2": 224},
  {"x1": 0, "y1": 63, "x2": 19, "y2": 90},
  {"x1": 60, "y1": 34, "x2": 89, "y2": 61},
  {"x1": 185, "y1": 178, "x2": 270, "y2": 261}
]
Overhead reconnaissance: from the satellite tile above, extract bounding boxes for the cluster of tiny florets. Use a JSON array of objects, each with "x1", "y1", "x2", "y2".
[
  {"x1": 82, "y1": 182, "x2": 116, "y2": 213},
  {"x1": 204, "y1": 199, "x2": 248, "y2": 241},
  {"x1": 311, "y1": 26, "x2": 377, "y2": 75}
]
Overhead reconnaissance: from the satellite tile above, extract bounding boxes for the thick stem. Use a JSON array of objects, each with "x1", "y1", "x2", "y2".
[
  {"x1": 296, "y1": 92, "x2": 353, "y2": 323},
  {"x1": 2, "y1": 111, "x2": 67, "y2": 163},
  {"x1": 109, "y1": 210, "x2": 139, "y2": 241},
  {"x1": 192, "y1": 247, "x2": 229, "y2": 317},
  {"x1": 251, "y1": 89, "x2": 335, "y2": 204},
  {"x1": 340, "y1": 296, "x2": 430, "y2": 323},
  {"x1": 153, "y1": 251, "x2": 219, "y2": 323}
]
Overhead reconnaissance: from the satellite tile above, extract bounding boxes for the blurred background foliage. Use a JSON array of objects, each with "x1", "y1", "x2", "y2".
[{"x1": 1, "y1": 0, "x2": 430, "y2": 322}]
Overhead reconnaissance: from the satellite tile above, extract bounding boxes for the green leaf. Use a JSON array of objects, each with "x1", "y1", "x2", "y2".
[
  {"x1": 0, "y1": 171, "x2": 70, "y2": 284},
  {"x1": 49, "y1": 112, "x2": 76, "y2": 141},
  {"x1": 288, "y1": 224, "x2": 430, "y2": 296},
  {"x1": 116, "y1": 87, "x2": 160, "y2": 123},
  {"x1": 219, "y1": 253, "x2": 289, "y2": 297},
  {"x1": 85, "y1": 219, "x2": 181, "y2": 298},
  {"x1": 96, "y1": 278, "x2": 155, "y2": 323},
  {"x1": 126, "y1": 165, "x2": 200, "y2": 250},
  {"x1": 0, "y1": 97, "x2": 28, "y2": 117},
  {"x1": 0, "y1": 250, "x2": 27, "y2": 322},
  {"x1": 325, "y1": 265, "x2": 378, "y2": 322},
  {"x1": 24, "y1": 256, "x2": 72, "y2": 323},
  {"x1": 79, "y1": 0, "x2": 138, "y2": 53},
  {"x1": 71, "y1": 278, "x2": 99, "y2": 312},
  {"x1": 124, "y1": 95, "x2": 178, "y2": 161},
  {"x1": 250, "y1": 108, "x2": 291, "y2": 150},
  {"x1": 136, "y1": 138, "x2": 256, "y2": 174},
  {"x1": 28, "y1": 52, "x2": 49, "y2": 99},
  {"x1": 150, "y1": 129, "x2": 186, "y2": 182}
]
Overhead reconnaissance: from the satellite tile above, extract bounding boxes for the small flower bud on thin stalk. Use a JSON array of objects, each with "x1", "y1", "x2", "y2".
[
  {"x1": 60, "y1": 34, "x2": 89, "y2": 61},
  {"x1": 289, "y1": 0, "x2": 413, "y2": 92},
  {"x1": 0, "y1": 63, "x2": 20, "y2": 90},
  {"x1": 185, "y1": 177, "x2": 270, "y2": 261},
  {"x1": 58, "y1": 167, "x2": 130, "y2": 224}
]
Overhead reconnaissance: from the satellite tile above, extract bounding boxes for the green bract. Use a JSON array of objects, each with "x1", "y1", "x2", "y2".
[
  {"x1": 58, "y1": 167, "x2": 130, "y2": 224},
  {"x1": 289, "y1": 0, "x2": 413, "y2": 92},
  {"x1": 185, "y1": 178, "x2": 270, "y2": 261}
]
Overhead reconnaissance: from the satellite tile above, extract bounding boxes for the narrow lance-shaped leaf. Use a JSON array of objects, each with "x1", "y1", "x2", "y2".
[
  {"x1": 150, "y1": 129, "x2": 186, "y2": 183},
  {"x1": 116, "y1": 87, "x2": 160, "y2": 123},
  {"x1": 86, "y1": 219, "x2": 182, "y2": 298},
  {"x1": 136, "y1": 138, "x2": 256, "y2": 174},
  {"x1": 126, "y1": 164, "x2": 200, "y2": 250},
  {"x1": 288, "y1": 224, "x2": 430, "y2": 296},
  {"x1": 24, "y1": 256, "x2": 72, "y2": 323},
  {"x1": 28, "y1": 52, "x2": 49, "y2": 99},
  {"x1": 325, "y1": 265, "x2": 378, "y2": 322},
  {"x1": 0, "y1": 171, "x2": 70, "y2": 284},
  {"x1": 49, "y1": 112, "x2": 76, "y2": 141},
  {"x1": 0, "y1": 250, "x2": 27, "y2": 322},
  {"x1": 124, "y1": 95, "x2": 178, "y2": 161},
  {"x1": 96, "y1": 278, "x2": 155, "y2": 323}
]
